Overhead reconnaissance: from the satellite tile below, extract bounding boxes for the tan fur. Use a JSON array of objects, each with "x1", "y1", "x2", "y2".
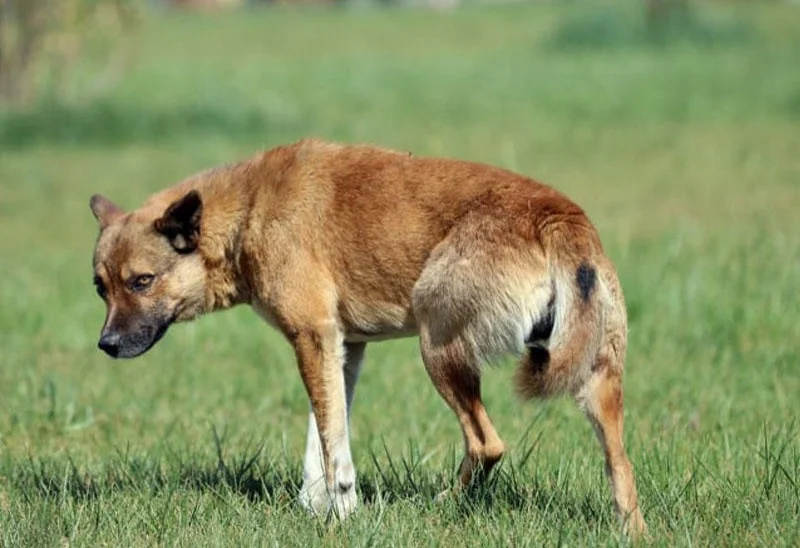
[{"x1": 90, "y1": 138, "x2": 646, "y2": 534}]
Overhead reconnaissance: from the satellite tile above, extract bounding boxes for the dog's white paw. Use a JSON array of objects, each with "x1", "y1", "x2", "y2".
[
  {"x1": 299, "y1": 479, "x2": 359, "y2": 520},
  {"x1": 434, "y1": 488, "x2": 450, "y2": 503},
  {"x1": 434, "y1": 486, "x2": 460, "y2": 504},
  {"x1": 299, "y1": 478, "x2": 330, "y2": 516},
  {"x1": 330, "y1": 484, "x2": 358, "y2": 520}
]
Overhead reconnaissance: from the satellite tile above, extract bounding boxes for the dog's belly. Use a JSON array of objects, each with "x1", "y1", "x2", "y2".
[
  {"x1": 254, "y1": 297, "x2": 417, "y2": 343},
  {"x1": 340, "y1": 298, "x2": 418, "y2": 343},
  {"x1": 344, "y1": 327, "x2": 418, "y2": 343}
]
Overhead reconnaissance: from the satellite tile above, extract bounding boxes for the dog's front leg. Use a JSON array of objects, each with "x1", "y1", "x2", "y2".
[
  {"x1": 293, "y1": 322, "x2": 358, "y2": 519},
  {"x1": 300, "y1": 342, "x2": 365, "y2": 516}
]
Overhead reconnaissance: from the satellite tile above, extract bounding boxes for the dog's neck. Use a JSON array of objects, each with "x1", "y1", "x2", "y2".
[
  {"x1": 192, "y1": 165, "x2": 258, "y2": 313},
  {"x1": 186, "y1": 147, "x2": 296, "y2": 314}
]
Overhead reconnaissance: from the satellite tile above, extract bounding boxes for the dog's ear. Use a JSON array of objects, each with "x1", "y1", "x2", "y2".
[
  {"x1": 154, "y1": 190, "x2": 203, "y2": 253},
  {"x1": 90, "y1": 195, "x2": 124, "y2": 229}
]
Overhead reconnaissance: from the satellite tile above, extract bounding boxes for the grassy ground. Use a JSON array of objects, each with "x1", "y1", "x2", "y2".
[{"x1": 1, "y1": 2, "x2": 799, "y2": 546}]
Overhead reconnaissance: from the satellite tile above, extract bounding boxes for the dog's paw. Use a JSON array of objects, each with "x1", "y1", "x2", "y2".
[
  {"x1": 299, "y1": 479, "x2": 330, "y2": 516},
  {"x1": 623, "y1": 508, "x2": 648, "y2": 539},
  {"x1": 330, "y1": 485, "x2": 358, "y2": 520},
  {"x1": 299, "y1": 480, "x2": 359, "y2": 520},
  {"x1": 433, "y1": 485, "x2": 462, "y2": 504}
]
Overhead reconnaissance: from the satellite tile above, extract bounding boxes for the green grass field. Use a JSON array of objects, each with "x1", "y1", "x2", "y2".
[{"x1": 1, "y1": 1, "x2": 798, "y2": 545}]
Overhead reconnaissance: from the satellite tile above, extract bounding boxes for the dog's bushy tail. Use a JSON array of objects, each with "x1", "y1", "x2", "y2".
[{"x1": 514, "y1": 247, "x2": 607, "y2": 400}]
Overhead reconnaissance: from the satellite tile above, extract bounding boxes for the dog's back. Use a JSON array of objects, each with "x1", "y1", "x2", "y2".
[{"x1": 244, "y1": 140, "x2": 605, "y2": 354}]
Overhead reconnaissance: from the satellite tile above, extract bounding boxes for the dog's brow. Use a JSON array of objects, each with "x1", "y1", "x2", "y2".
[{"x1": 95, "y1": 263, "x2": 114, "y2": 282}]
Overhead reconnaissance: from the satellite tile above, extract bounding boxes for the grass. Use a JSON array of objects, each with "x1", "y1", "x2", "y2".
[{"x1": 1, "y1": 1, "x2": 799, "y2": 545}]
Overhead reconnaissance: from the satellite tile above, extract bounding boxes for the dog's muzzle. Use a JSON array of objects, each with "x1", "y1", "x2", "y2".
[{"x1": 97, "y1": 319, "x2": 172, "y2": 359}]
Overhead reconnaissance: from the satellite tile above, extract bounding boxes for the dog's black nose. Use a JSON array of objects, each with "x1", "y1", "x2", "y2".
[{"x1": 98, "y1": 332, "x2": 121, "y2": 357}]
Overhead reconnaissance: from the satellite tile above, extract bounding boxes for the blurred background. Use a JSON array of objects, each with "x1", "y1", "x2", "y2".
[
  {"x1": 1, "y1": 1, "x2": 798, "y2": 544},
  {"x1": 2, "y1": 0, "x2": 796, "y2": 148}
]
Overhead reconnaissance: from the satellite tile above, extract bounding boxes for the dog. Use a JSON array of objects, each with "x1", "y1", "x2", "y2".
[{"x1": 89, "y1": 138, "x2": 646, "y2": 534}]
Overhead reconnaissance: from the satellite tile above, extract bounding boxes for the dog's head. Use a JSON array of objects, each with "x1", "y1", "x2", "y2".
[{"x1": 89, "y1": 190, "x2": 207, "y2": 358}]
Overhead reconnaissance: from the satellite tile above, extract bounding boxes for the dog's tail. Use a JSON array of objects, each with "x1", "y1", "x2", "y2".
[{"x1": 514, "y1": 232, "x2": 608, "y2": 400}]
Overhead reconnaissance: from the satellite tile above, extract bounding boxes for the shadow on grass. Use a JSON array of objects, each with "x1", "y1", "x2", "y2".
[
  {"x1": 5, "y1": 431, "x2": 608, "y2": 528},
  {"x1": 0, "y1": 101, "x2": 302, "y2": 149},
  {"x1": 7, "y1": 444, "x2": 285, "y2": 504},
  {"x1": 356, "y1": 437, "x2": 608, "y2": 526}
]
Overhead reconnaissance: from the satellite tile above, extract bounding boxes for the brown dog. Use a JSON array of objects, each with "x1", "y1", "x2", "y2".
[{"x1": 89, "y1": 138, "x2": 646, "y2": 533}]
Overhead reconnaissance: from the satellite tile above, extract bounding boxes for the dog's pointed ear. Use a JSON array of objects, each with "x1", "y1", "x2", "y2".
[
  {"x1": 90, "y1": 195, "x2": 124, "y2": 229},
  {"x1": 154, "y1": 190, "x2": 203, "y2": 253}
]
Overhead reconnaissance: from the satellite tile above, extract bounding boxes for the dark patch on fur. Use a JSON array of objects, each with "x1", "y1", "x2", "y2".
[
  {"x1": 527, "y1": 295, "x2": 555, "y2": 345},
  {"x1": 576, "y1": 261, "x2": 596, "y2": 304},
  {"x1": 527, "y1": 346, "x2": 550, "y2": 373},
  {"x1": 523, "y1": 293, "x2": 554, "y2": 378}
]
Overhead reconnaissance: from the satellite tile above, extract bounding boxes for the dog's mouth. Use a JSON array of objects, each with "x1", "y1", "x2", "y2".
[
  {"x1": 101, "y1": 318, "x2": 174, "y2": 359},
  {"x1": 132, "y1": 320, "x2": 171, "y2": 358}
]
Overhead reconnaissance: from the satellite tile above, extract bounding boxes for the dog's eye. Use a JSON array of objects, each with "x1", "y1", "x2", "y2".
[
  {"x1": 93, "y1": 276, "x2": 107, "y2": 299},
  {"x1": 130, "y1": 274, "x2": 155, "y2": 292}
]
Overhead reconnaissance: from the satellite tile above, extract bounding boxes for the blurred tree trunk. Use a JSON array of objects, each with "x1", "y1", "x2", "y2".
[
  {"x1": 646, "y1": 0, "x2": 690, "y2": 40},
  {"x1": 0, "y1": 0, "x2": 51, "y2": 104},
  {"x1": 0, "y1": 0, "x2": 136, "y2": 107},
  {"x1": 167, "y1": 0, "x2": 245, "y2": 8}
]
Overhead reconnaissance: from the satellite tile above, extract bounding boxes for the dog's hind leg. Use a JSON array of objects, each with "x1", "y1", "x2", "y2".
[
  {"x1": 300, "y1": 342, "x2": 365, "y2": 516},
  {"x1": 412, "y1": 216, "x2": 549, "y2": 490},
  {"x1": 418, "y1": 331, "x2": 506, "y2": 488},
  {"x1": 577, "y1": 367, "x2": 646, "y2": 535},
  {"x1": 574, "y1": 271, "x2": 646, "y2": 536}
]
